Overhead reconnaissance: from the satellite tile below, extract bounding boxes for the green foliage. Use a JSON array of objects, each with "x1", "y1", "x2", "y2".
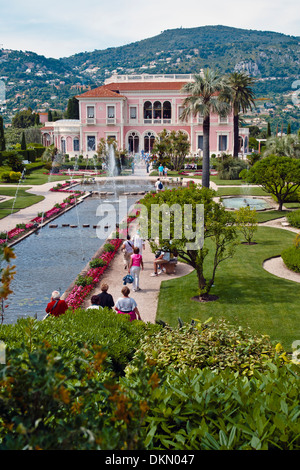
[
  {"x1": 245, "y1": 155, "x2": 300, "y2": 210},
  {"x1": 151, "y1": 129, "x2": 190, "y2": 171},
  {"x1": 131, "y1": 318, "x2": 285, "y2": 376},
  {"x1": 0, "y1": 342, "x2": 152, "y2": 450},
  {"x1": 0, "y1": 116, "x2": 5, "y2": 151},
  {"x1": 281, "y1": 235, "x2": 300, "y2": 273},
  {"x1": 12, "y1": 108, "x2": 39, "y2": 129},
  {"x1": 128, "y1": 361, "x2": 300, "y2": 450},
  {"x1": 217, "y1": 155, "x2": 248, "y2": 180},
  {"x1": 139, "y1": 185, "x2": 238, "y2": 297},
  {"x1": 2, "y1": 151, "x2": 24, "y2": 172},
  {"x1": 234, "y1": 206, "x2": 258, "y2": 244},
  {"x1": 0, "y1": 310, "x2": 160, "y2": 374},
  {"x1": 287, "y1": 209, "x2": 300, "y2": 228},
  {"x1": 1, "y1": 171, "x2": 22, "y2": 183},
  {"x1": 103, "y1": 243, "x2": 115, "y2": 253},
  {"x1": 75, "y1": 275, "x2": 93, "y2": 287},
  {"x1": 89, "y1": 258, "x2": 107, "y2": 268}
]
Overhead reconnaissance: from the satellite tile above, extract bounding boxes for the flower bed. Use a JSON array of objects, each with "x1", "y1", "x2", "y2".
[
  {"x1": 64, "y1": 211, "x2": 140, "y2": 309},
  {"x1": 0, "y1": 183, "x2": 86, "y2": 245},
  {"x1": 65, "y1": 238, "x2": 123, "y2": 309}
]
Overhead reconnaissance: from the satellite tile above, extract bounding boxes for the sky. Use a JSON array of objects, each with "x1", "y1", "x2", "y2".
[{"x1": 0, "y1": 0, "x2": 299, "y2": 59}]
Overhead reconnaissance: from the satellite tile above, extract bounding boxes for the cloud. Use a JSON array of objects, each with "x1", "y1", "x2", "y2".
[{"x1": 1, "y1": 0, "x2": 299, "y2": 58}]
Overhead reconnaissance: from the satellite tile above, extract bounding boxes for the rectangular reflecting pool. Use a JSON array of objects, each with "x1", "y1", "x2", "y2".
[{"x1": 4, "y1": 179, "x2": 154, "y2": 324}]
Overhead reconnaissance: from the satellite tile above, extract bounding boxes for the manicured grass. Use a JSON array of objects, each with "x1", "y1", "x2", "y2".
[
  {"x1": 23, "y1": 168, "x2": 70, "y2": 185},
  {"x1": 0, "y1": 187, "x2": 44, "y2": 219},
  {"x1": 156, "y1": 226, "x2": 299, "y2": 351},
  {"x1": 217, "y1": 186, "x2": 269, "y2": 197},
  {"x1": 210, "y1": 175, "x2": 246, "y2": 186},
  {"x1": 255, "y1": 210, "x2": 291, "y2": 223}
]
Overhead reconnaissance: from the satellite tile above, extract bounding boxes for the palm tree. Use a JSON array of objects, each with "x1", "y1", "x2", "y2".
[
  {"x1": 224, "y1": 72, "x2": 256, "y2": 157},
  {"x1": 180, "y1": 69, "x2": 230, "y2": 188}
]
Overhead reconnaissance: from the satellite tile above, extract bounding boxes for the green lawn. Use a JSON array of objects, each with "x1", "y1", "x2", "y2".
[
  {"x1": 23, "y1": 168, "x2": 71, "y2": 185},
  {"x1": 156, "y1": 226, "x2": 299, "y2": 351},
  {"x1": 217, "y1": 186, "x2": 269, "y2": 197},
  {"x1": 0, "y1": 187, "x2": 44, "y2": 219}
]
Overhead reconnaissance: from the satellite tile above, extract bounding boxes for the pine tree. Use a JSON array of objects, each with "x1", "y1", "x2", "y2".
[
  {"x1": 48, "y1": 110, "x2": 53, "y2": 122},
  {"x1": 267, "y1": 122, "x2": 271, "y2": 137},
  {"x1": 287, "y1": 122, "x2": 291, "y2": 135},
  {"x1": 21, "y1": 131, "x2": 26, "y2": 150},
  {"x1": 0, "y1": 116, "x2": 5, "y2": 151}
]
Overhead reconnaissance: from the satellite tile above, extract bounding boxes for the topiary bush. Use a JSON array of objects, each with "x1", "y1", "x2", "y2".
[
  {"x1": 281, "y1": 234, "x2": 300, "y2": 273},
  {"x1": 286, "y1": 209, "x2": 300, "y2": 228}
]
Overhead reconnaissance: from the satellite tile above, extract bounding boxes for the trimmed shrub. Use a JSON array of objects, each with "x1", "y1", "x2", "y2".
[
  {"x1": 281, "y1": 235, "x2": 300, "y2": 273},
  {"x1": 103, "y1": 243, "x2": 115, "y2": 253},
  {"x1": 89, "y1": 258, "x2": 107, "y2": 268},
  {"x1": 287, "y1": 209, "x2": 300, "y2": 228}
]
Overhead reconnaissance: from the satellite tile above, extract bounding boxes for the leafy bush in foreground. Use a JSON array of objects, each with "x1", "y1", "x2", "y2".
[
  {"x1": 132, "y1": 318, "x2": 288, "y2": 376},
  {"x1": 123, "y1": 360, "x2": 300, "y2": 450},
  {"x1": 0, "y1": 309, "x2": 160, "y2": 374}
]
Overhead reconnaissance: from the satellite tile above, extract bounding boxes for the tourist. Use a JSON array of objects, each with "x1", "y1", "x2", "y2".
[
  {"x1": 93, "y1": 283, "x2": 115, "y2": 309},
  {"x1": 158, "y1": 164, "x2": 164, "y2": 176},
  {"x1": 132, "y1": 230, "x2": 145, "y2": 252},
  {"x1": 45, "y1": 290, "x2": 69, "y2": 317},
  {"x1": 155, "y1": 178, "x2": 164, "y2": 192},
  {"x1": 163, "y1": 166, "x2": 168, "y2": 177},
  {"x1": 128, "y1": 246, "x2": 144, "y2": 291},
  {"x1": 114, "y1": 286, "x2": 142, "y2": 321},
  {"x1": 121, "y1": 234, "x2": 134, "y2": 269},
  {"x1": 86, "y1": 295, "x2": 102, "y2": 310},
  {"x1": 150, "y1": 250, "x2": 171, "y2": 276}
]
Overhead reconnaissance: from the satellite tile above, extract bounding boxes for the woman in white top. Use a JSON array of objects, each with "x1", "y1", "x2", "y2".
[
  {"x1": 114, "y1": 286, "x2": 142, "y2": 322},
  {"x1": 121, "y1": 234, "x2": 134, "y2": 269}
]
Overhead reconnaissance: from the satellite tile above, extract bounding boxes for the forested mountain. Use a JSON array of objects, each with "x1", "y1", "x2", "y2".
[{"x1": 1, "y1": 25, "x2": 300, "y2": 121}]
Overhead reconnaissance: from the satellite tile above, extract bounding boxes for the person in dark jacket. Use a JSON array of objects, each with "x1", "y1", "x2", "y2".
[{"x1": 93, "y1": 283, "x2": 114, "y2": 309}]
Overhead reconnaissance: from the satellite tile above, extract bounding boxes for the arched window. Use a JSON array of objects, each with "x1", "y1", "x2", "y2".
[
  {"x1": 73, "y1": 138, "x2": 79, "y2": 151},
  {"x1": 128, "y1": 131, "x2": 139, "y2": 153},
  {"x1": 144, "y1": 101, "x2": 152, "y2": 120},
  {"x1": 153, "y1": 101, "x2": 161, "y2": 120},
  {"x1": 144, "y1": 131, "x2": 156, "y2": 153},
  {"x1": 61, "y1": 138, "x2": 66, "y2": 154},
  {"x1": 163, "y1": 101, "x2": 171, "y2": 120}
]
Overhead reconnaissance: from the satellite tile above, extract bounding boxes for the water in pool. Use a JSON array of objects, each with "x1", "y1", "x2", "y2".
[
  {"x1": 222, "y1": 197, "x2": 270, "y2": 210},
  {"x1": 4, "y1": 179, "x2": 154, "y2": 324}
]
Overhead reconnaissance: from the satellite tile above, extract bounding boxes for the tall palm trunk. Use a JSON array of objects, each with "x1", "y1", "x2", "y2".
[
  {"x1": 233, "y1": 112, "x2": 240, "y2": 158},
  {"x1": 202, "y1": 115, "x2": 210, "y2": 188}
]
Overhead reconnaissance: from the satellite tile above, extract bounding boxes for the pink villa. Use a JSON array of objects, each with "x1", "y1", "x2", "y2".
[{"x1": 41, "y1": 74, "x2": 249, "y2": 158}]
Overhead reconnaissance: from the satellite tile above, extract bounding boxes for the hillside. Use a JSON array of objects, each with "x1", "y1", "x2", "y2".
[{"x1": 1, "y1": 25, "x2": 300, "y2": 123}]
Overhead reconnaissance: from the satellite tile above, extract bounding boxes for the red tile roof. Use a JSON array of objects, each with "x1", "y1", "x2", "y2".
[{"x1": 77, "y1": 81, "x2": 188, "y2": 98}]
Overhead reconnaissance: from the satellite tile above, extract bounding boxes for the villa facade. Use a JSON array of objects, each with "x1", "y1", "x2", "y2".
[{"x1": 41, "y1": 74, "x2": 249, "y2": 158}]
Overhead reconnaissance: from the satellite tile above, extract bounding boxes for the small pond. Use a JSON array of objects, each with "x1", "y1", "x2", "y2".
[
  {"x1": 222, "y1": 196, "x2": 271, "y2": 211},
  {"x1": 4, "y1": 179, "x2": 154, "y2": 324}
]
